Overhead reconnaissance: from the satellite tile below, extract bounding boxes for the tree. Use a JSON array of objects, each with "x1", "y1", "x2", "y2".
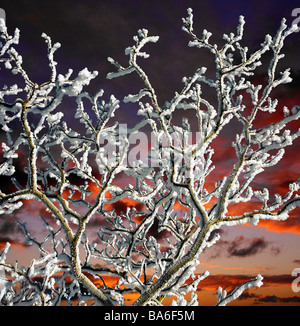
[{"x1": 0, "y1": 8, "x2": 299, "y2": 306}]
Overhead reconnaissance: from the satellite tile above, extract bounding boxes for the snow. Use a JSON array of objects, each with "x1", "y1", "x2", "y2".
[{"x1": 62, "y1": 68, "x2": 98, "y2": 96}]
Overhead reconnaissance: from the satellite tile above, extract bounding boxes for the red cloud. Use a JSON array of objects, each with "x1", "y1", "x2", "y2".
[
  {"x1": 104, "y1": 198, "x2": 144, "y2": 216},
  {"x1": 257, "y1": 214, "x2": 300, "y2": 235},
  {"x1": 198, "y1": 272, "x2": 294, "y2": 291},
  {"x1": 0, "y1": 239, "x2": 29, "y2": 252}
]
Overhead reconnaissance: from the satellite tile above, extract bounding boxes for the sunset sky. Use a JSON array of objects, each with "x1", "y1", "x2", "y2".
[{"x1": 0, "y1": 0, "x2": 300, "y2": 306}]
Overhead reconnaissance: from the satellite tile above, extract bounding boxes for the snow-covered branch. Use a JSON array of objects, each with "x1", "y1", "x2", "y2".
[{"x1": 0, "y1": 9, "x2": 299, "y2": 306}]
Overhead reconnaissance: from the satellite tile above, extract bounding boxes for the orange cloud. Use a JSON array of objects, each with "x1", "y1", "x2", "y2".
[
  {"x1": 0, "y1": 240, "x2": 29, "y2": 252},
  {"x1": 257, "y1": 215, "x2": 300, "y2": 235},
  {"x1": 104, "y1": 198, "x2": 145, "y2": 216},
  {"x1": 198, "y1": 272, "x2": 294, "y2": 291},
  {"x1": 224, "y1": 266, "x2": 270, "y2": 272}
]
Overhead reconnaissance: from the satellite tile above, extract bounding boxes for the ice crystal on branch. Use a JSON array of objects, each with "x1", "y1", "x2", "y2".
[{"x1": 0, "y1": 9, "x2": 299, "y2": 306}]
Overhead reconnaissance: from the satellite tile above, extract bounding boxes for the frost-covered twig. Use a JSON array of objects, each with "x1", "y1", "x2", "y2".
[{"x1": 215, "y1": 274, "x2": 263, "y2": 306}]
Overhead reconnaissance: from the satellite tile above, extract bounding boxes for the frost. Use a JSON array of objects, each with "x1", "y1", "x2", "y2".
[
  {"x1": 216, "y1": 274, "x2": 263, "y2": 306},
  {"x1": 123, "y1": 89, "x2": 151, "y2": 103},
  {"x1": 46, "y1": 112, "x2": 64, "y2": 125},
  {"x1": 0, "y1": 201, "x2": 23, "y2": 214},
  {"x1": 63, "y1": 68, "x2": 98, "y2": 96}
]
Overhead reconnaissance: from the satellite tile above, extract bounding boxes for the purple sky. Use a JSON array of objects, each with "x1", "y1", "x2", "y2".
[{"x1": 1, "y1": 0, "x2": 300, "y2": 96}]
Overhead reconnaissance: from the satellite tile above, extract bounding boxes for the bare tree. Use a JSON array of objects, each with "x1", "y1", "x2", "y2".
[{"x1": 0, "y1": 9, "x2": 299, "y2": 306}]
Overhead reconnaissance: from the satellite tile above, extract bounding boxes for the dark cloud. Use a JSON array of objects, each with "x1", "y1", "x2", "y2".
[
  {"x1": 227, "y1": 236, "x2": 269, "y2": 257},
  {"x1": 0, "y1": 218, "x2": 21, "y2": 236},
  {"x1": 237, "y1": 292, "x2": 260, "y2": 301},
  {"x1": 205, "y1": 235, "x2": 281, "y2": 259},
  {"x1": 257, "y1": 295, "x2": 300, "y2": 304},
  {"x1": 257, "y1": 295, "x2": 279, "y2": 303},
  {"x1": 0, "y1": 216, "x2": 33, "y2": 251},
  {"x1": 0, "y1": 216, "x2": 25, "y2": 246},
  {"x1": 280, "y1": 296, "x2": 300, "y2": 303}
]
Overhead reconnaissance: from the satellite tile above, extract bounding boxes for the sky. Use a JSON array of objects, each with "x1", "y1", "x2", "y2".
[{"x1": 0, "y1": 0, "x2": 300, "y2": 306}]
